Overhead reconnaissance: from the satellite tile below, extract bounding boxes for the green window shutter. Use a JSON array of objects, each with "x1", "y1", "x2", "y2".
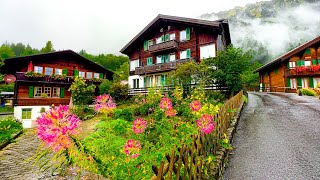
[
  {"x1": 297, "y1": 77, "x2": 302, "y2": 87},
  {"x1": 287, "y1": 62, "x2": 290, "y2": 69},
  {"x1": 161, "y1": 35, "x2": 165, "y2": 42},
  {"x1": 318, "y1": 59, "x2": 320, "y2": 64},
  {"x1": 309, "y1": 77, "x2": 314, "y2": 88},
  {"x1": 28, "y1": 86, "x2": 34, "y2": 98},
  {"x1": 161, "y1": 75, "x2": 165, "y2": 85},
  {"x1": 147, "y1": 57, "x2": 153, "y2": 66},
  {"x1": 186, "y1": 49, "x2": 191, "y2": 58},
  {"x1": 74, "y1": 69, "x2": 79, "y2": 76},
  {"x1": 186, "y1": 28, "x2": 190, "y2": 40},
  {"x1": 297, "y1": 61, "x2": 300, "y2": 67},
  {"x1": 164, "y1": 55, "x2": 169, "y2": 63},
  {"x1": 287, "y1": 78, "x2": 291, "y2": 87},
  {"x1": 99, "y1": 73, "x2": 104, "y2": 79},
  {"x1": 143, "y1": 40, "x2": 148, "y2": 51},
  {"x1": 144, "y1": 77, "x2": 146, "y2": 87},
  {"x1": 312, "y1": 59, "x2": 317, "y2": 65},
  {"x1": 301, "y1": 60, "x2": 305, "y2": 66},
  {"x1": 165, "y1": 34, "x2": 169, "y2": 41},
  {"x1": 161, "y1": 56, "x2": 165, "y2": 63},
  {"x1": 63, "y1": 68, "x2": 68, "y2": 75},
  {"x1": 275, "y1": 68, "x2": 279, "y2": 74},
  {"x1": 305, "y1": 48, "x2": 311, "y2": 55},
  {"x1": 60, "y1": 87, "x2": 65, "y2": 98}
]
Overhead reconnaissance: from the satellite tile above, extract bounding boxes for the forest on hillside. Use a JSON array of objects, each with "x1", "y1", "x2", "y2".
[{"x1": 200, "y1": 0, "x2": 320, "y2": 64}]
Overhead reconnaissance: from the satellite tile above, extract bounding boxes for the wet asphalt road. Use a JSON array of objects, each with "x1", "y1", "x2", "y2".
[{"x1": 223, "y1": 92, "x2": 320, "y2": 180}]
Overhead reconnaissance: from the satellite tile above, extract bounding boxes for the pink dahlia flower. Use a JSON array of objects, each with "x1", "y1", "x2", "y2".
[
  {"x1": 132, "y1": 118, "x2": 147, "y2": 134},
  {"x1": 124, "y1": 139, "x2": 141, "y2": 158},
  {"x1": 190, "y1": 100, "x2": 202, "y2": 111},
  {"x1": 159, "y1": 98, "x2": 172, "y2": 109},
  {"x1": 196, "y1": 114, "x2": 215, "y2": 134}
]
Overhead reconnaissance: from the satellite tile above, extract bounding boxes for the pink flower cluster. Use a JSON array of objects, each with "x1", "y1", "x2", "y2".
[
  {"x1": 37, "y1": 105, "x2": 81, "y2": 151},
  {"x1": 165, "y1": 108, "x2": 177, "y2": 117},
  {"x1": 190, "y1": 100, "x2": 202, "y2": 111},
  {"x1": 124, "y1": 139, "x2": 141, "y2": 158},
  {"x1": 94, "y1": 94, "x2": 116, "y2": 113},
  {"x1": 132, "y1": 118, "x2": 147, "y2": 134},
  {"x1": 196, "y1": 114, "x2": 215, "y2": 134},
  {"x1": 160, "y1": 98, "x2": 176, "y2": 117}
]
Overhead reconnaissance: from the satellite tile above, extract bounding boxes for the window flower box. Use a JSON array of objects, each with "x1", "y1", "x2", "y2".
[{"x1": 24, "y1": 71, "x2": 45, "y2": 80}]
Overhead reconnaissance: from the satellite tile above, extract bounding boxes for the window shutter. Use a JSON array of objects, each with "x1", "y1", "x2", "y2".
[
  {"x1": 144, "y1": 41, "x2": 148, "y2": 51},
  {"x1": 99, "y1": 73, "x2": 104, "y2": 79},
  {"x1": 74, "y1": 69, "x2": 79, "y2": 76},
  {"x1": 305, "y1": 48, "x2": 311, "y2": 55},
  {"x1": 297, "y1": 61, "x2": 300, "y2": 67},
  {"x1": 301, "y1": 60, "x2": 305, "y2": 66},
  {"x1": 287, "y1": 62, "x2": 290, "y2": 69},
  {"x1": 165, "y1": 34, "x2": 169, "y2": 41},
  {"x1": 186, "y1": 49, "x2": 191, "y2": 58},
  {"x1": 312, "y1": 59, "x2": 317, "y2": 65},
  {"x1": 144, "y1": 77, "x2": 146, "y2": 87},
  {"x1": 186, "y1": 28, "x2": 190, "y2": 40},
  {"x1": 309, "y1": 77, "x2": 314, "y2": 88},
  {"x1": 161, "y1": 56, "x2": 165, "y2": 63},
  {"x1": 287, "y1": 78, "x2": 291, "y2": 88},
  {"x1": 63, "y1": 68, "x2": 68, "y2": 75},
  {"x1": 297, "y1": 77, "x2": 302, "y2": 87},
  {"x1": 318, "y1": 59, "x2": 320, "y2": 64},
  {"x1": 60, "y1": 87, "x2": 65, "y2": 98},
  {"x1": 161, "y1": 35, "x2": 165, "y2": 42},
  {"x1": 29, "y1": 86, "x2": 34, "y2": 98}
]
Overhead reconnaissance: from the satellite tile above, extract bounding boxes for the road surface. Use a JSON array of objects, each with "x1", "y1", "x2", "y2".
[{"x1": 223, "y1": 92, "x2": 320, "y2": 179}]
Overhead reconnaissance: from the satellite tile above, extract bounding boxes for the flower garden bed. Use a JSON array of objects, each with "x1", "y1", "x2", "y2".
[{"x1": 0, "y1": 117, "x2": 23, "y2": 150}]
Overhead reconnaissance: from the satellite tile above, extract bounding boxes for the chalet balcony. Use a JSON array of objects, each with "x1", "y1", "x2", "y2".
[
  {"x1": 286, "y1": 66, "x2": 320, "y2": 77},
  {"x1": 15, "y1": 72, "x2": 104, "y2": 84},
  {"x1": 148, "y1": 40, "x2": 179, "y2": 54},
  {"x1": 135, "y1": 58, "x2": 193, "y2": 75}
]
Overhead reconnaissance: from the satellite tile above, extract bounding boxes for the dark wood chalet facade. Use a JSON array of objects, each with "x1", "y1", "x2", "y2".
[
  {"x1": 120, "y1": 14, "x2": 231, "y2": 94},
  {"x1": 2, "y1": 50, "x2": 113, "y2": 128},
  {"x1": 255, "y1": 36, "x2": 320, "y2": 92}
]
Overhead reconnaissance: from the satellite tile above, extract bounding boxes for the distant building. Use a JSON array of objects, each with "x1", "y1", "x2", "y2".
[
  {"x1": 2, "y1": 50, "x2": 113, "y2": 128},
  {"x1": 255, "y1": 36, "x2": 320, "y2": 92},
  {"x1": 120, "y1": 14, "x2": 231, "y2": 94}
]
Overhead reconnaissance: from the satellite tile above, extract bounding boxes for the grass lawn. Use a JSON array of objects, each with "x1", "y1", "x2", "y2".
[{"x1": 0, "y1": 107, "x2": 14, "y2": 113}]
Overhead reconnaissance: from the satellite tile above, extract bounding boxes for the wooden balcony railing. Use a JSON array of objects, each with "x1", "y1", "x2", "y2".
[
  {"x1": 135, "y1": 58, "x2": 193, "y2": 75},
  {"x1": 286, "y1": 65, "x2": 320, "y2": 77},
  {"x1": 148, "y1": 40, "x2": 179, "y2": 53}
]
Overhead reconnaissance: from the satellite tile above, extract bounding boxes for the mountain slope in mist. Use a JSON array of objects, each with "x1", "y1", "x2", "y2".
[{"x1": 200, "y1": 0, "x2": 320, "y2": 63}]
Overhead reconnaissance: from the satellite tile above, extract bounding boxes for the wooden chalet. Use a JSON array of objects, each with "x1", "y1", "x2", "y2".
[
  {"x1": 120, "y1": 14, "x2": 231, "y2": 94},
  {"x1": 255, "y1": 36, "x2": 320, "y2": 92},
  {"x1": 2, "y1": 50, "x2": 113, "y2": 128}
]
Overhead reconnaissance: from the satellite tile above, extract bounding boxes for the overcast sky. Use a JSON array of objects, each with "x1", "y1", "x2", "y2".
[{"x1": 0, "y1": 0, "x2": 267, "y2": 55}]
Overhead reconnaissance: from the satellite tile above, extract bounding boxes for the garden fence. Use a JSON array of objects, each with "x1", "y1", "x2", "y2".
[{"x1": 151, "y1": 90, "x2": 244, "y2": 180}]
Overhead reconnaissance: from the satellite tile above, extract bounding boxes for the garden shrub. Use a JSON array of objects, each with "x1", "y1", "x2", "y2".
[
  {"x1": 71, "y1": 105, "x2": 95, "y2": 120},
  {"x1": 0, "y1": 117, "x2": 22, "y2": 143},
  {"x1": 69, "y1": 77, "x2": 96, "y2": 105},
  {"x1": 139, "y1": 103, "x2": 150, "y2": 116},
  {"x1": 300, "y1": 88, "x2": 317, "y2": 96},
  {"x1": 206, "y1": 91, "x2": 226, "y2": 102},
  {"x1": 114, "y1": 108, "x2": 134, "y2": 121},
  {"x1": 109, "y1": 81, "x2": 128, "y2": 101},
  {"x1": 99, "y1": 79, "x2": 112, "y2": 94}
]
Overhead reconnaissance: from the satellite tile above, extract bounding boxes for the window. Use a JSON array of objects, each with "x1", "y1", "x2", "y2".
[
  {"x1": 45, "y1": 67, "x2": 53, "y2": 75},
  {"x1": 313, "y1": 78, "x2": 320, "y2": 88},
  {"x1": 94, "y1": 73, "x2": 100, "y2": 79},
  {"x1": 52, "y1": 87, "x2": 60, "y2": 97},
  {"x1": 130, "y1": 59, "x2": 140, "y2": 71},
  {"x1": 305, "y1": 61, "x2": 311, "y2": 66},
  {"x1": 148, "y1": 40, "x2": 154, "y2": 49},
  {"x1": 289, "y1": 61, "x2": 296, "y2": 68},
  {"x1": 55, "y1": 68, "x2": 62, "y2": 75},
  {"x1": 302, "y1": 78, "x2": 309, "y2": 88},
  {"x1": 34, "y1": 87, "x2": 42, "y2": 97},
  {"x1": 86, "y1": 72, "x2": 93, "y2": 79},
  {"x1": 147, "y1": 57, "x2": 153, "y2": 66},
  {"x1": 180, "y1": 49, "x2": 190, "y2": 59},
  {"x1": 162, "y1": 55, "x2": 169, "y2": 63},
  {"x1": 79, "y1": 71, "x2": 85, "y2": 78},
  {"x1": 156, "y1": 36, "x2": 163, "y2": 44},
  {"x1": 133, "y1": 79, "x2": 139, "y2": 89},
  {"x1": 34, "y1": 66, "x2": 43, "y2": 74},
  {"x1": 290, "y1": 78, "x2": 297, "y2": 89},
  {"x1": 169, "y1": 53, "x2": 176, "y2": 61},
  {"x1": 180, "y1": 30, "x2": 186, "y2": 41},
  {"x1": 156, "y1": 75, "x2": 167, "y2": 86},
  {"x1": 169, "y1": 33, "x2": 175, "y2": 40},
  {"x1": 44, "y1": 87, "x2": 51, "y2": 97},
  {"x1": 21, "y1": 108, "x2": 32, "y2": 119},
  {"x1": 200, "y1": 44, "x2": 216, "y2": 59},
  {"x1": 145, "y1": 76, "x2": 153, "y2": 87},
  {"x1": 156, "y1": 56, "x2": 162, "y2": 64}
]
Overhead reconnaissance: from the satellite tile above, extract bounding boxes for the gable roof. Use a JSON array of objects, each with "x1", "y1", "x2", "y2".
[
  {"x1": 120, "y1": 14, "x2": 231, "y2": 54},
  {"x1": 255, "y1": 35, "x2": 320, "y2": 73},
  {"x1": 3, "y1": 50, "x2": 113, "y2": 76}
]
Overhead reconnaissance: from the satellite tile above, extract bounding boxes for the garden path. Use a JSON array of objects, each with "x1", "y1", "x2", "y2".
[{"x1": 223, "y1": 92, "x2": 320, "y2": 179}]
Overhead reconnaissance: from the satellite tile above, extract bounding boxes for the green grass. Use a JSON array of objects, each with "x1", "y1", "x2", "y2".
[
  {"x1": 0, "y1": 117, "x2": 23, "y2": 144},
  {"x1": 0, "y1": 107, "x2": 14, "y2": 113}
]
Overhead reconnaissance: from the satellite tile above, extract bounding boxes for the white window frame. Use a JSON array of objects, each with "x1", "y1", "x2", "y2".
[
  {"x1": 313, "y1": 78, "x2": 320, "y2": 88},
  {"x1": 302, "y1": 78, "x2": 309, "y2": 88},
  {"x1": 133, "y1": 79, "x2": 139, "y2": 89},
  {"x1": 146, "y1": 76, "x2": 153, "y2": 87},
  {"x1": 180, "y1": 50, "x2": 187, "y2": 59},
  {"x1": 169, "y1": 53, "x2": 176, "y2": 61},
  {"x1": 156, "y1": 37, "x2": 163, "y2": 44},
  {"x1": 45, "y1": 67, "x2": 53, "y2": 76},
  {"x1": 34, "y1": 66, "x2": 43, "y2": 74},
  {"x1": 34, "y1": 87, "x2": 42, "y2": 97},
  {"x1": 290, "y1": 78, "x2": 297, "y2": 89},
  {"x1": 52, "y1": 87, "x2": 60, "y2": 98},
  {"x1": 55, "y1": 68, "x2": 62, "y2": 75},
  {"x1": 44, "y1": 87, "x2": 51, "y2": 97},
  {"x1": 156, "y1": 56, "x2": 162, "y2": 64},
  {"x1": 180, "y1": 30, "x2": 186, "y2": 41},
  {"x1": 169, "y1": 33, "x2": 175, "y2": 40},
  {"x1": 289, "y1": 61, "x2": 296, "y2": 68},
  {"x1": 130, "y1": 59, "x2": 140, "y2": 71},
  {"x1": 200, "y1": 44, "x2": 216, "y2": 59},
  {"x1": 305, "y1": 61, "x2": 311, "y2": 67},
  {"x1": 79, "y1": 71, "x2": 85, "y2": 78},
  {"x1": 148, "y1": 40, "x2": 154, "y2": 49},
  {"x1": 94, "y1": 73, "x2": 100, "y2": 79},
  {"x1": 86, "y1": 72, "x2": 93, "y2": 79}
]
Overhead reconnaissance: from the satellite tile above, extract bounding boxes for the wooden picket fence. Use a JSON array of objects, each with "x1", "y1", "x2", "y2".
[{"x1": 151, "y1": 91, "x2": 244, "y2": 180}]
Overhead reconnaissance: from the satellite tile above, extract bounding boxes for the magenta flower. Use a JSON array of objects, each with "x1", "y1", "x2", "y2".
[
  {"x1": 94, "y1": 94, "x2": 116, "y2": 113},
  {"x1": 132, "y1": 118, "x2": 147, "y2": 134},
  {"x1": 190, "y1": 100, "x2": 202, "y2": 111},
  {"x1": 165, "y1": 108, "x2": 176, "y2": 117},
  {"x1": 124, "y1": 139, "x2": 141, "y2": 158},
  {"x1": 159, "y1": 98, "x2": 172, "y2": 109},
  {"x1": 36, "y1": 105, "x2": 81, "y2": 151},
  {"x1": 196, "y1": 114, "x2": 215, "y2": 134}
]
